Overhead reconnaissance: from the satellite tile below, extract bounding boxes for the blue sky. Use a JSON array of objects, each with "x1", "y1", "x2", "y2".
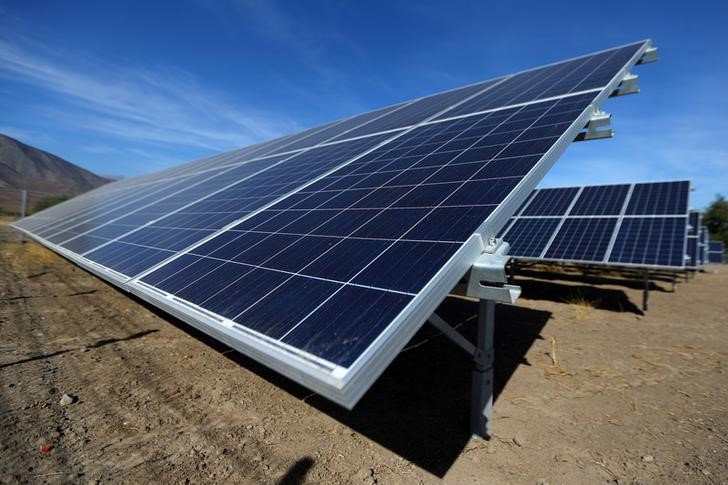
[{"x1": 1, "y1": 0, "x2": 726, "y2": 209}]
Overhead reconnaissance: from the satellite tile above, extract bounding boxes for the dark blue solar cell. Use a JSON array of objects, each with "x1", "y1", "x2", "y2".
[
  {"x1": 544, "y1": 217, "x2": 617, "y2": 262},
  {"x1": 404, "y1": 206, "x2": 495, "y2": 242},
  {"x1": 521, "y1": 187, "x2": 579, "y2": 216},
  {"x1": 299, "y1": 238, "x2": 391, "y2": 281},
  {"x1": 233, "y1": 276, "x2": 342, "y2": 339},
  {"x1": 269, "y1": 102, "x2": 407, "y2": 153},
  {"x1": 351, "y1": 208, "x2": 431, "y2": 239},
  {"x1": 60, "y1": 234, "x2": 114, "y2": 255},
  {"x1": 141, "y1": 254, "x2": 224, "y2": 293},
  {"x1": 352, "y1": 241, "x2": 461, "y2": 294},
  {"x1": 85, "y1": 242, "x2": 175, "y2": 277},
  {"x1": 327, "y1": 77, "x2": 505, "y2": 141},
  {"x1": 282, "y1": 286, "x2": 413, "y2": 367},
  {"x1": 625, "y1": 181, "x2": 689, "y2": 215},
  {"x1": 570, "y1": 184, "x2": 630, "y2": 215},
  {"x1": 260, "y1": 236, "x2": 339, "y2": 273},
  {"x1": 501, "y1": 218, "x2": 561, "y2": 258},
  {"x1": 608, "y1": 217, "x2": 686, "y2": 267},
  {"x1": 202, "y1": 268, "x2": 291, "y2": 321}
]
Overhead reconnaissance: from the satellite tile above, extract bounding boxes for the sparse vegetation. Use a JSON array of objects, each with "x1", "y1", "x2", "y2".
[{"x1": 704, "y1": 194, "x2": 728, "y2": 255}]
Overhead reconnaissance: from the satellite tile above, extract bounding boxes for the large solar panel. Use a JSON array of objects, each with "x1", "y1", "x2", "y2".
[
  {"x1": 13, "y1": 41, "x2": 654, "y2": 407},
  {"x1": 708, "y1": 240, "x2": 725, "y2": 263},
  {"x1": 501, "y1": 180, "x2": 690, "y2": 270}
]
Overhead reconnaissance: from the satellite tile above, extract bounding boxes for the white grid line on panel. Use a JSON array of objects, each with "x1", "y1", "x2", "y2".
[
  {"x1": 126, "y1": 74, "x2": 519, "y2": 284},
  {"x1": 536, "y1": 186, "x2": 583, "y2": 259},
  {"x1": 274, "y1": 92, "x2": 590, "y2": 340}
]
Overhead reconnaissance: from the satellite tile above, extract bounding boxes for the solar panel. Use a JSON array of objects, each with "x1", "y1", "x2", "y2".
[
  {"x1": 708, "y1": 240, "x2": 725, "y2": 263},
  {"x1": 501, "y1": 180, "x2": 690, "y2": 270},
  {"x1": 13, "y1": 40, "x2": 654, "y2": 408}
]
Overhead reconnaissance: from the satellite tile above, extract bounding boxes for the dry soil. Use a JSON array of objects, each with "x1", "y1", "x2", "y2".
[{"x1": 1, "y1": 223, "x2": 726, "y2": 484}]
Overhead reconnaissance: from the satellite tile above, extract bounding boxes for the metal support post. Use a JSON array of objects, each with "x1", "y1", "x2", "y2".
[
  {"x1": 19, "y1": 189, "x2": 27, "y2": 243},
  {"x1": 672, "y1": 273, "x2": 677, "y2": 293},
  {"x1": 20, "y1": 189, "x2": 28, "y2": 218},
  {"x1": 428, "y1": 237, "x2": 520, "y2": 440},
  {"x1": 471, "y1": 299, "x2": 495, "y2": 439},
  {"x1": 642, "y1": 269, "x2": 649, "y2": 312}
]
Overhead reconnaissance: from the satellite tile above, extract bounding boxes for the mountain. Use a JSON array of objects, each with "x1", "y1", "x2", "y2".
[{"x1": 0, "y1": 134, "x2": 111, "y2": 213}]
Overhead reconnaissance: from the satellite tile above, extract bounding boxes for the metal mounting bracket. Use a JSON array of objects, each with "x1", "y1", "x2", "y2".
[
  {"x1": 574, "y1": 109, "x2": 614, "y2": 142},
  {"x1": 637, "y1": 46, "x2": 659, "y2": 64},
  {"x1": 466, "y1": 238, "x2": 521, "y2": 303},
  {"x1": 610, "y1": 72, "x2": 640, "y2": 97}
]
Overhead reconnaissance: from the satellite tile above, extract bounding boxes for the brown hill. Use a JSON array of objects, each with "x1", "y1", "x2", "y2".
[{"x1": 0, "y1": 134, "x2": 111, "y2": 213}]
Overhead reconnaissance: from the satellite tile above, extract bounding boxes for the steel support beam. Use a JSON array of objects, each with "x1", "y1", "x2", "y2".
[
  {"x1": 470, "y1": 299, "x2": 496, "y2": 438},
  {"x1": 642, "y1": 269, "x2": 650, "y2": 312}
]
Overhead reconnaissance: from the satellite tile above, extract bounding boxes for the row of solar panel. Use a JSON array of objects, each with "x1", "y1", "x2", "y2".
[{"x1": 500, "y1": 181, "x2": 690, "y2": 269}]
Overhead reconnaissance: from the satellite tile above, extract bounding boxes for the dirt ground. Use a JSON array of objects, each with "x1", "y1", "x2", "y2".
[{"x1": 1, "y1": 221, "x2": 727, "y2": 484}]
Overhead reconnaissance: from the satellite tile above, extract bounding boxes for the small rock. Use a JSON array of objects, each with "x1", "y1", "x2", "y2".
[
  {"x1": 642, "y1": 455, "x2": 655, "y2": 463},
  {"x1": 59, "y1": 393, "x2": 75, "y2": 406},
  {"x1": 536, "y1": 479, "x2": 550, "y2": 485},
  {"x1": 702, "y1": 469, "x2": 711, "y2": 476},
  {"x1": 513, "y1": 433, "x2": 526, "y2": 447},
  {"x1": 354, "y1": 468, "x2": 374, "y2": 481}
]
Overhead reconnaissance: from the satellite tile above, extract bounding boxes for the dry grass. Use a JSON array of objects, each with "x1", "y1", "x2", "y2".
[{"x1": 562, "y1": 290, "x2": 601, "y2": 321}]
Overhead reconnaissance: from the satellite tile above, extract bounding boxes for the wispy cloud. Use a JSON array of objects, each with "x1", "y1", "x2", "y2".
[
  {"x1": 542, "y1": 112, "x2": 728, "y2": 209},
  {"x1": 0, "y1": 39, "x2": 297, "y2": 151},
  {"x1": 0, "y1": 124, "x2": 53, "y2": 145}
]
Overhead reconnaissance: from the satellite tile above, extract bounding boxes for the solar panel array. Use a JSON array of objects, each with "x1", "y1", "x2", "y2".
[
  {"x1": 501, "y1": 180, "x2": 690, "y2": 269},
  {"x1": 13, "y1": 41, "x2": 654, "y2": 407},
  {"x1": 708, "y1": 240, "x2": 725, "y2": 263}
]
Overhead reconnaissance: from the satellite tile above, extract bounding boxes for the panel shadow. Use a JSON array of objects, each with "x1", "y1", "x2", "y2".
[
  {"x1": 514, "y1": 266, "x2": 674, "y2": 292},
  {"x1": 121, "y1": 289, "x2": 550, "y2": 478},
  {"x1": 515, "y1": 276, "x2": 645, "y2": 315}
]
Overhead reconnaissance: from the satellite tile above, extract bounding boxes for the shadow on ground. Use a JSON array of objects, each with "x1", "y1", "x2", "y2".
[
  {"x1": 0, "y1": 329, "x2": 158, "y2": 369},
  {"x1": 516, "y1": 278, "x2": 645, "y2": 315},
  {"x1": 121, "y1": 290, "x2": 550, "y2": 477},
  {"x1": 277, "y1": 456, "x2": 314, "y2": 485},
  {"x1": 515, "y1": 267, "x2": 674, "y2": 293}
]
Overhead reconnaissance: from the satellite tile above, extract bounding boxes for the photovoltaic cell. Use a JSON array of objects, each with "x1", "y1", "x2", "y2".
[
  {"x1": 570, "y1": 184, "x2": 629, "y2": 215},
  {"x1": 520, "y1": 187, "x2": 579, "y2": 216},
  {"x1": 544, "y1": 217, "x2": 617, "y2": 261}
]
